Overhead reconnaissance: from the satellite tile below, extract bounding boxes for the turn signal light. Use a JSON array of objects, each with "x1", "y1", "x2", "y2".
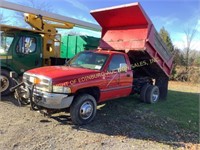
[{"x1": 33, "y1": 78, "x2": 41, "y2": 85}]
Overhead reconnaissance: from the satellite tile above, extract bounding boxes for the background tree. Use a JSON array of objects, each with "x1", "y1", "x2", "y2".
[
  {"x1": 183, "y1": 27, "x2": 197, "y2": 81},
  {"x1": 159, "y1": 27, "x2": 174, "y2": 52},
  {"x1": 14, "y1": 0, "x2": 55, "y2": 27},
  {"x1": 159, "y1": 26, "x2": 199, "y2": 82},
  {"x1": 0, "y1": 11, "x2": 8, "y2": 24},
  {"x1": 159, "y1": 27, "x2": 178, "y2": 79}
]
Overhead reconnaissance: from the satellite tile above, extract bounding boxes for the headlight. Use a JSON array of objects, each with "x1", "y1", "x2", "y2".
[{"x1": 53, "y1": 86, "x2": 71, "y2": 93}]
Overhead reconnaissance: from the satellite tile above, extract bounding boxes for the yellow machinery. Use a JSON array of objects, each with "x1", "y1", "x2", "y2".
[
  {"x1": 24, "y1": 14, "x2": 75, "y2": 65},
  {"x1": 1, "y1": 0, "x2": 101, "y2": 65},
  {"x1": 0, "y1": 0, "x2": 101, "y2": 95}
]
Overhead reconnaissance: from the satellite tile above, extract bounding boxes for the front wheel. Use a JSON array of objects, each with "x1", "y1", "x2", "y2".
[
  {"x1": 70, "y1": 94, "x2": 97, "y2": 125},
  {"x1": 0, "y1": 69, "x2": 15, "y2": 96}
]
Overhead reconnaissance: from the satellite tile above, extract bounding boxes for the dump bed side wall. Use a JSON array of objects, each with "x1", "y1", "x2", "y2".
[
  {"x1": 99, "y1": 25, "x2": 173, "y2": 77},
  {"x1": 91, "y1": 3, "x2": 173, "y2": 77},
  {"x1": 146, "y1": 25, "x2": 173, "y2": 76}
]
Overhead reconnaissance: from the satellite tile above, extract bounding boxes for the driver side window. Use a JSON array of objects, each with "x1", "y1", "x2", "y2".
[
  {"x1": 16, "y1": 36, "x2": 36, "y2": 54},
  {"x1": 108, "y1": 54, "x2": 126, "y2": 71}
]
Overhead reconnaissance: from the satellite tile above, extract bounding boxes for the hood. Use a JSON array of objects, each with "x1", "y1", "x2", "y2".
[{"x1": 26, "y1": 66, "x2": 100, "y2": 84}]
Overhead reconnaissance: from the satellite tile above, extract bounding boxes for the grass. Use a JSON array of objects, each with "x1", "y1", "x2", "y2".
[
  {"x1": 93, "y1": 81, "x2": 199, "y2": 145},
  {"x1": 139, "y1": 82, "x2": 200, "y2": 137},
  {"x1": 141, "y1": 90, "x2": 198, "y2": 131}
]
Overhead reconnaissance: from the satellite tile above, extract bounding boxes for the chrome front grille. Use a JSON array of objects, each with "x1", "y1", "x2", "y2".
[{"x1": 23, "y1": 73, "x2": 52, "y2": 92}]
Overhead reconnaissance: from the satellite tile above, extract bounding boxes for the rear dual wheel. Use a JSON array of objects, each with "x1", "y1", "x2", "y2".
[{"x1": 140, "y1": 84, "x2": 160, "y2": 104}]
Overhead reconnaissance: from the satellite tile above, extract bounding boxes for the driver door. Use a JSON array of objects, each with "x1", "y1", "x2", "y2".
[{"x1": 100, "y1": 54, "x2": 132, "y2": 101}]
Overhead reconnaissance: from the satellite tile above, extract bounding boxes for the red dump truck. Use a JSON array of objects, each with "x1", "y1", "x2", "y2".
[{"x1": 13, "y1": 3, "x2": 173, "y2": 125}]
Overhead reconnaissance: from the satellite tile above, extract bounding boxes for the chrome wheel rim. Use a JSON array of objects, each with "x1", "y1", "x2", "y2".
[
  {"x1": 152, "y1": 89, "x2": 159, "y2": 102},
  {"x1": 79, "y1": 101, "x2": 93, "y2": 120},
  {"x1": 0, "y1": 75, "x2": 9, "y2": 92}
]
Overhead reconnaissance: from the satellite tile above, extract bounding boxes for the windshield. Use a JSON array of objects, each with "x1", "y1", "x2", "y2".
[
  {"x1": 0, "y1": 33, "x2": 14, "y2": 54},
  {"x1": 68, "y1": 51, "x2": 108, "y2": 70}
]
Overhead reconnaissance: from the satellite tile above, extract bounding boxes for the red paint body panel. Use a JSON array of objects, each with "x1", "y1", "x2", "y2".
[
  {"x1": 90, "y1": 2, "x2": 151, "y2": 51},
  {"x1": 91, "y1": 3, "x2": 173, "y2": 77},
  {"x1": 27, "y1": 66, "x2": 99, "y2": 84},
  {"x1": 90, "y1": 2, "x2": 150, "y2": 28},
  {"x1": 27, "y1": 50, "x2": 133, "y2": 102}
]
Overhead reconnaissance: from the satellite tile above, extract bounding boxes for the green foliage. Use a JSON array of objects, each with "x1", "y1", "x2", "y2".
[
  {"x1": 159, "y1": 27, "x2": 177, "y2": 79},
  {"x1": 194, "y1": 57, "x2": 200, "y2": 66},
  {"x1": 159, "y1": 27, "x2": 174, "y2": 52},
  {"x1": 142, "y1": 90, "x2": 199, "y2": 132},
  {"x1": 173, "y1": 48, "x2": 185, "y2": 66},
  {"x1": 159, "y1": 27, "x2": 199, "y2": 82},
  {"x1": 98, "y1": 82, "x2": 199, "y2": 143}
]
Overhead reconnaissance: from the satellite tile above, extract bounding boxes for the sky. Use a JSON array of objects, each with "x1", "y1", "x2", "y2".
[{"x1": 1, "y1": 0, "x2": 200, "y2": 51}]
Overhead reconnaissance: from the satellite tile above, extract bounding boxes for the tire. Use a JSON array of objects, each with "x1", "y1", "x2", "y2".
[
  {"x1": 70, "y1": 94, "x2": 97, "y2": 125},
  {"x1": 0, "y1": 69, "x2": 15, "y2": 96},
  {"x1": 145, "y1": 85, "x2": 160, "y2": 104},
  {"x1": 155, "y1": 77, "x2": 169, "y2": 100},
  {"x1": 140, "y1": 84, "x2": 151, "y2": 102}
]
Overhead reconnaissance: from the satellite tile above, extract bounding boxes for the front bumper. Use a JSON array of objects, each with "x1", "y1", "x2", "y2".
[{"x1": 32, "y1": 89, "x2": 74, "y2": 109}]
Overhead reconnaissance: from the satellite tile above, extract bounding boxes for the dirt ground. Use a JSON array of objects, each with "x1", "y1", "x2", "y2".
[{"x1": 0, "y1": 82, "x2": 199, "y2": 150}]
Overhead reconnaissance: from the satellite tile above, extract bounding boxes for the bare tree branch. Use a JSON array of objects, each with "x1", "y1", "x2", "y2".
[
  {"x1": 0, "y1": 11, "x2": 8, "y2": 24},
  {"x1": 14, "y1": 0, "x2": 55, "y2": 27},
  {"x1": 183, "y1": 24, "x2": 198, "y2": 81}
]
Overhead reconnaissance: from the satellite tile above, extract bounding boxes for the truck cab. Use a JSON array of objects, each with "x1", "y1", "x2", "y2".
[
  {"x1": 22, "y1": 50, "x2": 135, "y2": 124},
  {"x1": 1, "y1": 28, "x2": 43, "y2": 95}
]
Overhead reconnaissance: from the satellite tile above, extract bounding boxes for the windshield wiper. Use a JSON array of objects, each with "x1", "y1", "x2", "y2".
[
  {"x1": 83, "y1": 67, "x2": 98, "y2": 70},
  {"x1": 70, "y1": 64, "x2": 85, "y2": 68}
]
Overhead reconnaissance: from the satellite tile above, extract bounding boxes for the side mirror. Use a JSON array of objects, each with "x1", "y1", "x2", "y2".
[{"x1": 118, "y1": 63, "x2": 128, "y2": 73}]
